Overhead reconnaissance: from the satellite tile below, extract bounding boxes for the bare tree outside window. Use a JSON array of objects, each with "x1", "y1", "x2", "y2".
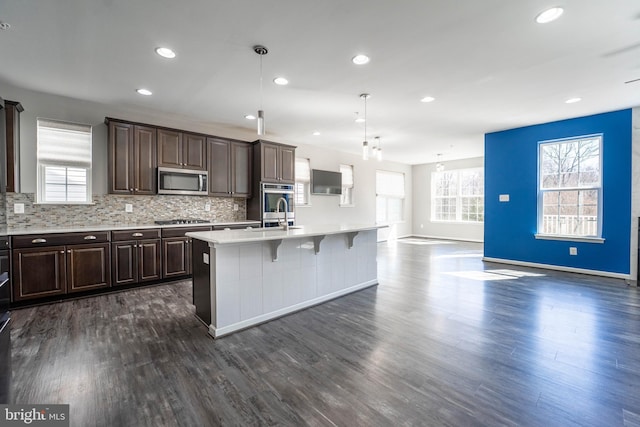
[
  {"x1": 432, "y1": 168, "x2": 484, "y2": 222},
  {"x1": 539, "y1": 136, "x2": 601, "y2": 236}
]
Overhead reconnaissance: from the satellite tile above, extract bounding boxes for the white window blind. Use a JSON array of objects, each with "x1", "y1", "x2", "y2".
[
  {"x1": 376, "y1": 170, "x2": 405, "y2": 223},
  {"x1": 376, "y1": 170, "x2": 405, "y2": 197},
  {"x1": 295, "y1": 157, "x2": 311, "y2": 206},
  {"x1": 340, "y1": 164, "x2": 354, "y2": 206},
  {"x1": 37, "y1": 118, "x2": 92, "y2": 203},
  {"x1": 37, "y1": 119, "x2": 92, "y2": 168}
]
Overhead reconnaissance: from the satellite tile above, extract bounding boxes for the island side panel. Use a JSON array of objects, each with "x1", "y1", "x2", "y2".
[
  {"x1": 209, "y1": 229, "x2": 379, "y2": 338},
  {"x1": 192, "y1": 239, "x2": 212, "y2": 325}
]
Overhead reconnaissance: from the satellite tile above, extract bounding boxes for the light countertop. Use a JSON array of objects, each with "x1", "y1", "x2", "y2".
[
  {"x1": 6, "y1": 220, "x2": 261, "y2": 236},
  {"x1": 186, "y1": 224, "x2": 384, "y2": 245}
]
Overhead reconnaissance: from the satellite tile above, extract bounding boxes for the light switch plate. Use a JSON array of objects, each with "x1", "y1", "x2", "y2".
[
  {"x1": 204, "y1": 203, "x2": 211, "y2": 212},
  {"x1": 203, "y1": 253, "x2": 210, "y2": 265},
  {"x1": 499, "y1": 194, "x2": 510, "y2": 202},
  {"x1": 14, "y1": 203, "x2": 24, "y2": 214},
  {"x1": 125, "y1": 204, "x2": 133, "y2": 212},
  {"x1": 233, "y1": 203, "x2": 239, "y2": 211}
]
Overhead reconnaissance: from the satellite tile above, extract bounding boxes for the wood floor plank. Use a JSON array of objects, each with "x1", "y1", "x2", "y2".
[{"x1": 8, "y1": 238, "x2": 640, "y2": 426}]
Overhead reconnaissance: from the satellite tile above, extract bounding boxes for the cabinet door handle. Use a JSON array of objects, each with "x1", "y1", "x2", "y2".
[
  {"x1": 130, "y1": 188, "x2": 133, "y2": 192},
  {"x1": 132, "y1": 233, "x2": 143, "y2": 237},
  {"x1": 32, "y1": 238, "x2": 47, "y2": 244},
  {"x1": 67, "y1": 250, "x2": 71, "y2": 254},
  {"x1": 135, "y1": 188, "x2": 139, "y2": 191},
  {"x1": 84, "y1": 235, "x2": 97, "y2": 240},
  {"x1": 60, "y1": 251, "x2": 64, "y2": 254}
]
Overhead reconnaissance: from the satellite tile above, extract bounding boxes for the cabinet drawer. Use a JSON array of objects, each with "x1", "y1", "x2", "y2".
[
  {"x1": 161, "y1": 226, "x2": 211, "y2": 238},
  {"x1": 112, "y1": 229, "x2": 160, "y2": 241},
  {"x1": 12, "y1": 231, "x2": 110, "y2": 248}
]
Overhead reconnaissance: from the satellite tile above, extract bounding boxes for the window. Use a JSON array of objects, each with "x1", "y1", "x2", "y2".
[
  {"x1": 376, "y1": 170, "x2": 405, "y2": 223},
  {"x1": 340, "y1": 164, "x2": 354, "y2": 206},
  {"x1": 295, "y1": 157, "x2": 311, "y2": 206},
  {"x1": 37, "y1": 119, "x2": 92, "y2": 204},
  {"x1": 538, "y1": 135, "x2": 602, "y2": 237},
  {"x1": 431, "y1": 168, "x2": 484, "y2": 222}
]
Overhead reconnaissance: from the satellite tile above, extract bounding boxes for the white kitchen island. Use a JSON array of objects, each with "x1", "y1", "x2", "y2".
[{"x1": 187, "y1": 224, "x2": 382, "y2": 338}]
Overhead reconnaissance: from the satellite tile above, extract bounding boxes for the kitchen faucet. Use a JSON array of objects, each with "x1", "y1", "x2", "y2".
[{"x1": 276, "y1": 197, "x2": 289, "y2": 231}]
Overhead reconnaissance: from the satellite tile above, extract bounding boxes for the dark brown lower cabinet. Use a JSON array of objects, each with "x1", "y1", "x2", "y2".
[
  {"x1": 13, "y1": 243, "x2": 111, "y2": 301},
  {"x1": 111, "y1": 239, "x2": 161, "y2": 286},
  {"x1": 162, "y1": 237, "x2": 190, "y2": 278},
  {"x1": 13, "y1": 246, "x2": 67, "y2": 301},
  {"x1": 67, "y1": 243, "x2": 111, "y2": 293},
  {"x1": 160, "y1": 226, "x2": 210, "y2": 279}
]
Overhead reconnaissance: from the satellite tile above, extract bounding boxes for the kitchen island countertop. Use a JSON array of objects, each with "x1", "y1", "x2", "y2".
[{"x1": 186, "y1": 223, "x2": 383, "y2": 245}]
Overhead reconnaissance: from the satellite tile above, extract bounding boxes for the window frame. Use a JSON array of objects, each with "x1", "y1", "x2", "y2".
[
  {"x1": 431, "y1": 167, "x2": 484, "y2": 223},
  {"x1": 294, "y1": 157, "x2": 311, "y2": 207},
  {"x1": 36, "y1": 118, "x2": 93, "y2": 205},
  {"x1": 339, "y1": 164, "x2": 354, "y2": 207},
  {"x1": 376, "y1": 170, "x2": 405, "y2": 224},
  {"x1": 535, "y1": 134, "x2": 603, "y2": 241}
]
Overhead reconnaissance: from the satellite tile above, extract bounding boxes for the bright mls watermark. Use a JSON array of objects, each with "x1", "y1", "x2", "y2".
[{"x1": 0, "y1": 405, "x2": 69, "y2": 426}]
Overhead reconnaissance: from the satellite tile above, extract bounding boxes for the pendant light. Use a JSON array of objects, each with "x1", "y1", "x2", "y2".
[
  {"x1": 361, "y1": 93, "x2": 370, "y2": 160},
  {"x1": 253, "y1": 45, "x2": 268, "y2": 135},
  {"x1": 374, "y1": 136, "x2": 382, "y2": 161},
  {"x1": 436, "y1": 153, "x2": 445, "y2": 172}
]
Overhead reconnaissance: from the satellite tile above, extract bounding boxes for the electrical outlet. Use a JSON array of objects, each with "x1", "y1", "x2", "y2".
[
  {"x1": 125, "y1": 203, "x2": 133, "y2": 213},
  {"x1": 233, "y1": 203, "x2": 239, "y2": 211},
  {"x1": 14, "y1": 203, "x2": 24, "y2": 214},
  {"x1": 569, "y1": 247, "x2": 577, "y2": 256},
  {"x1": 204, "y1": 203, "x2": 211, "y2": 212}
]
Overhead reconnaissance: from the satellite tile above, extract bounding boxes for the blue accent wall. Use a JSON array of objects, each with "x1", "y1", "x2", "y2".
[{"x1": 484, "y1": 109, "x2": 632, "y2": 274}]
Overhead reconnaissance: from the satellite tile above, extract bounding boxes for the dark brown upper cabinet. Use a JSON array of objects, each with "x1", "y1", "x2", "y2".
[
  {"x1": 253, "y1": 140, "x2": 295, "y2": 184},
  {"x1": 4, "y1": 100, "x2": 23, "y2": 193},
  {"x1": 208, "y1": 137, "x2": 252, "y2": 198},
  {"x1": 107, "y1": 119, "x2": 157, "y2": 195},
  {"x1": 158, "y1": 129, "x2": 207, "y2": 171}
]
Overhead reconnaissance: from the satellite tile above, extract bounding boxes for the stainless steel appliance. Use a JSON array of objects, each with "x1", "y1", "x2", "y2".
[
  {"x1": 261, "y1": 183, "x2": 295, "y2": 228},
  {"x1": 158, "y1": 167, "x2": 208, "y2": 195}
]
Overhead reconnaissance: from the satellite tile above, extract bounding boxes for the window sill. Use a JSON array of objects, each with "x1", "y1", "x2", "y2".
[
  {"x1": 34, "y1": 202, "x2": 95, "y2": 206},
  {"x1": 534, "y1": 234, "x2": 605, "y2": 244},
  {"x1": 430, "y1": 219, "x2": 484, "y2": 225},
  {"x1": 339, "y1": 204, "x2": 355, "y2": 208}
]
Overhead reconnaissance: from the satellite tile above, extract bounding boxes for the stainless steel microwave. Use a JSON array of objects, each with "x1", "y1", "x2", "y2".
[{"x1": 158, "y1": 167, "x2": 208, "y2": 195}]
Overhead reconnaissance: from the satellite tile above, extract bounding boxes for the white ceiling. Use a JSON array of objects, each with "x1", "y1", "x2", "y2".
[{"x1": 0, "y1": 0, "x2": 638, "y2": 165}]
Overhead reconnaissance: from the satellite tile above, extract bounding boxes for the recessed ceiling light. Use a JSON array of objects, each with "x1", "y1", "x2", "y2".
[
  {"x1": 155, "y1": 47, "x2": 176, "y2": 59},
  {"x1": 136, "y1": 88, "x2": 152, "y2": 96},
  {"x1": 245, "y1": 114, "x2": 256, "y2": 120},
  {"x1": 565, "y1": 97, "x2": 582, "y2": 104},
  {"x1": 536, "y1": 7, "x2": 564, "y2": 24},
  {"x1": 273, "y1": 77, "x2": 289, "y2": 85},
  {"x1": 312, "y1": 131, "x2": 321, "y2": 136},
  {"x1": 421, "y1": 96, "x2": 435, "y2": 103},
  {"x1": 352, "y1": 54, "x2": 370, "y2": 65}
]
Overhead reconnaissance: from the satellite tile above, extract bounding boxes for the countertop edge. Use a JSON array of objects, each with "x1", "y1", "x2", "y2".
[
  {"x1": 6, "y1": 220, "x2": 262, "y2": 236},
  {"x1": 186, "y1": 224, "x2": 385, "y2": 244}
]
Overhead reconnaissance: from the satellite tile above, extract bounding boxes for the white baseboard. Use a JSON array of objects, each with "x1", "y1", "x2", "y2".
[
  {"x1": 482, "y1": 256, "x2": 631, "y2": 280},
  {"x1": 410, "y1": 233, "x2": 484, "y2": 243}
]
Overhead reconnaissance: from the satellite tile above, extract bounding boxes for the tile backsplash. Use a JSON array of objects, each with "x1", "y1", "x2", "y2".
[{"x1": 6, "y1": 193, "x2": 247, "y2": 229}]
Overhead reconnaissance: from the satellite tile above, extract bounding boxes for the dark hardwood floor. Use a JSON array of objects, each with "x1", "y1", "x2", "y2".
[{"x1": 9, "y1": 238, "x2": 640, "y2": 426}]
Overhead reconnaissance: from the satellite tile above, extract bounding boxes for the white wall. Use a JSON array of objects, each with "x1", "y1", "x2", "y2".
[
  {"x1": 412, "y1": 157, "x2": 484, "y2": 242},
  {"x1": 294, "y1": 144, "x2": 412, "y2": 241}
]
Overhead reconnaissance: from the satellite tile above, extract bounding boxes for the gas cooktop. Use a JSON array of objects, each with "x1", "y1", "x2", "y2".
[{"x1": 154, "y1": 219, "x2": 210, "y2": 225}]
